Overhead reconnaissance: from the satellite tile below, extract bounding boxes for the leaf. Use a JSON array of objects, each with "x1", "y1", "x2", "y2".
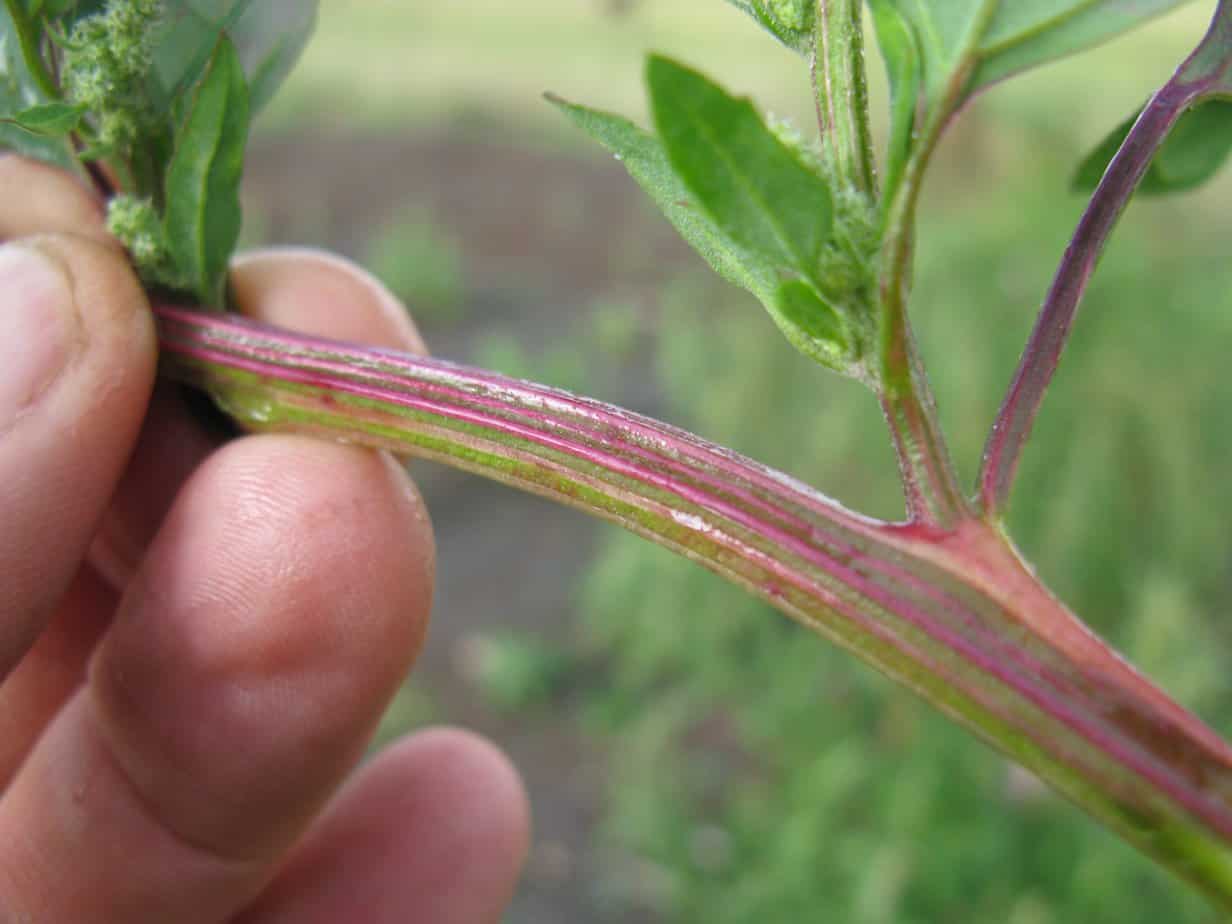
[
  {"x1": 976, "y1": 1, "x2": 1192, "y2": 91},
  {"x1": 2, "y1": 100, "x2": 84, "y2": 135},
  {"x1": 869, "y1": 0, "x2": 922, "y2": 205},
  {"x1": 547, "y1": 93, "x2": 777, "y2": 302},
  {"x1": 1073, "y1": 98, "x2": 1232, "y2": 195},
  {"x1": 877, "y1": 1, "x2": 1188, "y2": 107},
  {"x1": 721, "y1": 0, "x2": 814, "y2": 55},
  {"x1": 646, "y1": 55, "x2": 833, "y2": 289},
  {"x1": 549, "y1": 94, "x2": 854, "y2": 373},
  {"x1": 774, "y1": 279, "x2": 849, "y2": 365},
  {"x1": 24, "y1": 0, "x2": 79, "y2": 16},
  {"x1": 0, "y1": 3, "x2": 74, "y2": 166},
  {"x1": 163, "y1": 35, "x2": 249, "y2": 307},
  {"x1": 1178, "y1": 0, "x2": 1232, "y2": 91},
  {"x1": 229, "y1": 0, "x2": 318, "y2": 113},
  {"x1": 152, "y1": 0, "x2": 317, "y2": 116}
]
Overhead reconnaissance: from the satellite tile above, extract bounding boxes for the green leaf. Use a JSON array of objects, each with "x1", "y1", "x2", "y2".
[
  {"x1": 547, "y1": 93, "x2": 777, "y2": 302},
  {"x1": 774, "y1": 279, "x2": 849, "y2": 366},
  {"x1": 721, "y1": 0, "x2": 814, "y2": 54},
  {"x1": 0, "y1": 3, "x2": 74, "y2": 166},
  {"x1": 2, "y1": 100, "x2": 85, "y2": 135},
  {"x1": 163, "y1": 34, "x2": 249, "y2": 307},
  {"x1": 152, "y1": 0, "x2": 317, "y2": 116},
  {"x1": 876, "y1": 1, "x2": 1188, "y2": 107},
  {"x1": 869, "y1": 0, "x2": 922, "y2": 206},
  {"x1": 229, "y1": 0, "x2": 318, "y2": 113},
  {"x1": 976, "y1": 1, "x2": 1191, "y2": 91},
  {"x1": 646, "y1": 55, "x2": 833, "y2": 289},
  {"x1": 549, "y1": 94, "x2": 854, "y2": 374},
  {"x1": 1073, "y1": 99, "x2": 1232, "y2": 195}
]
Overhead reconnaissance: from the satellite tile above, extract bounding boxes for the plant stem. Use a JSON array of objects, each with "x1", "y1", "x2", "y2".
[
  {"x1": 875, "y1": 117, "x2": 970, "y2": 528},
  {"x1": 811, "y1": 0, "x2": 876, "y2": 196},
  {"x1": 978, "y1": 7, "x2": 1231, "y2": 519},
  {"x1": 157, "y1": 303, "x2": 1232, "y2": 906},
  {"x1": 3, "y1": 0, "x2": 59, "y2": 101},
  {"x1": 871, "y1": 6, "x2": 1002, "y2": 530}
]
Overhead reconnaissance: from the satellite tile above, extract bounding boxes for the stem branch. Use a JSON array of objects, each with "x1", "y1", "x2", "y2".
[
  {"x1": 812, "y1": 0, "x2": 876, "y2": 196},
  {"x1": 978, "y1": 5, "x2": 1232, "y2": 518},
  {"x1": 874, "y1": 53, "x2": 985, "y2": 529}
]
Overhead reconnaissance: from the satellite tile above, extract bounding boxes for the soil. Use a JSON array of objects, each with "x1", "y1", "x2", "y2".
[{"x1": 244, "y1": 126, "x2": 700, "y2": 923}]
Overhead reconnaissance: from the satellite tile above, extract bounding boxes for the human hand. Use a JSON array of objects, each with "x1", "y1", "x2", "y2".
[{"x1": 0, "y1": 156, "x2": 528, "y2": 922}]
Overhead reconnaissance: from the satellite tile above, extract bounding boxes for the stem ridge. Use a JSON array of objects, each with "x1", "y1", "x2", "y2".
[{"x1": 157, "y1": 304, "x2": 1232, "y2": 902}]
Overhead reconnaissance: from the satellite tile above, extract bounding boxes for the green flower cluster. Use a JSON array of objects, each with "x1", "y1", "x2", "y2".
[
  {"x1": 105, "y1": 193, "x2": 184, "y2": 291},
  {"x1": 62, "y1": 0, "x2": 163, "y2": 154}
]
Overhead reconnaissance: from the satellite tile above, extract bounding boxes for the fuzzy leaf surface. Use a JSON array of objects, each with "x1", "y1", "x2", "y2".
[
  {"x1": 721, "y1": 0, "x2": 814, "y2": 54},
  {"x1": 163, "y1": 35, "x2": 248, "y2": 307},
  {"x1": 550, "y1": 92, "x2": 853, "y2": 373},
  {"x1": 646, "y1": 55, "x2": 833, "y2": 288},
  {"x1": 548, "y1": 93, "x2": 777, "y2": 301}
]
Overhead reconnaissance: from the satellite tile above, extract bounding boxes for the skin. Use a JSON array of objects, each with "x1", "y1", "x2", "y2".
[{"x1": 0, "y1": 155, "x2": 529, "y2": 922}]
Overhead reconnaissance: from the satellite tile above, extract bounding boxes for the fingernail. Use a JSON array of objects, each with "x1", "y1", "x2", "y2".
[{"x1": 0, "y1": 243, "x2": 77, "y2": 430}]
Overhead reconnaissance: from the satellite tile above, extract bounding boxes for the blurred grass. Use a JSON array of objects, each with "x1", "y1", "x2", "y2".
[{"x1": 256, "y1": 2, "x2": 1232, "y2": 920}]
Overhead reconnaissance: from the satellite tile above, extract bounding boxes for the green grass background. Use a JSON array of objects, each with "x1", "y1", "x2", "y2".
[{"x1": 261, "y1": 3, "x2": 1232, "y2": 920}]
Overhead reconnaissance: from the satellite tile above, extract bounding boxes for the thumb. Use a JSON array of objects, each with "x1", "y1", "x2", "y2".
[{"x1": 0, "y1": 236, "x2": 155, "y2": 680}]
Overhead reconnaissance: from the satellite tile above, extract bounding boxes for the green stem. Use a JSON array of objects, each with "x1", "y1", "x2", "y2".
[
  {"x1": 3, "y1": 0, "x2": 59, "y2": 101},
  {"x1": 874, "y1": 5, "x2": 999, "y2": 528},
  {"x1": 811, "y1": 0, "x2": 876, "y2": 196}
]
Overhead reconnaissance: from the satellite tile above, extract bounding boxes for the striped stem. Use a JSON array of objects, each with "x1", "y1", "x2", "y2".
[{"x1": 157, "y1": 303, "x2": 1232, "y2": 906}]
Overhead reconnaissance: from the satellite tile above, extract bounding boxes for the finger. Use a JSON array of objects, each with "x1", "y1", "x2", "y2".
[
  {"x1": 0, "y1": 435, "x2": 435, "y2": 922},
  {"x1": 0, "y1": 154, "x2": 107, "y2": 242},
  {"x1": 236, "y1": 729, "x2": 529, "y2": 924},
  {"x1": 0, "y1": 235, "x2": 155, "y2": 681},
  {"x1": 0, "y1": 568, "x2": 115, "y2": 784},
  {"x1": 231, "y1": 247, "x2": 428, "y2": 353},
  {"x1": 6, "y1": 249, "x2": 428, "y2": 788},
  {"x1": 91, "y1": 247, "x2": 426, "y2": 591}
]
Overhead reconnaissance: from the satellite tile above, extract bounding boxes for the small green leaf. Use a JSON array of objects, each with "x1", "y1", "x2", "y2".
[
  {"x1": 869, "y1": 0, "x2": 922, "y2": 207},
  {"x1": 1073, "y1": 99, "x2": 1232, "y2": 195},
  {"x1": 2, "y1": 100, "x2": 85, "y2": 135},
  {"x1": 0, "y1": 5, "x2": 75, "y2": 166},
  {"x1": 547, "y1": 93, "x2": 777, "y2": 304},
  {"x1": 721, "y1": 0, "x2": 814, "y2": 55},
  {"x1": 646, "y1": 55, "x2": 833, "y2": 288},
  {"x1": 550, "y1": 93, "x2": 861, "y2": 377},
  {"x1": 163, "y1": 34, "x2": 249, "y2": 307},
  {"x1": 774, "y1": 279, "x2": 849, "y2": 369}
]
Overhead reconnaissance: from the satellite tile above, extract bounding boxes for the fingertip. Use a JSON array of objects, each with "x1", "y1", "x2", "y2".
[
  {"x1": 89, "y1": 434, "x2": 434, "y2": 860},
  {"x1": 0, "y1": 156, "x2": 107, "y2": 241},
  {"x1": 0, "y1": 233, "x2": 154, "y2": 676},
  {"x1": 236, "y1": 727, "x2": 529, "y2": 924},
  {"x1": 231, "y1": 247, "x2": 428, "y2": 355},
  {"x1": 382, "y1": 727, "x2": 531, "y2": 869}
]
